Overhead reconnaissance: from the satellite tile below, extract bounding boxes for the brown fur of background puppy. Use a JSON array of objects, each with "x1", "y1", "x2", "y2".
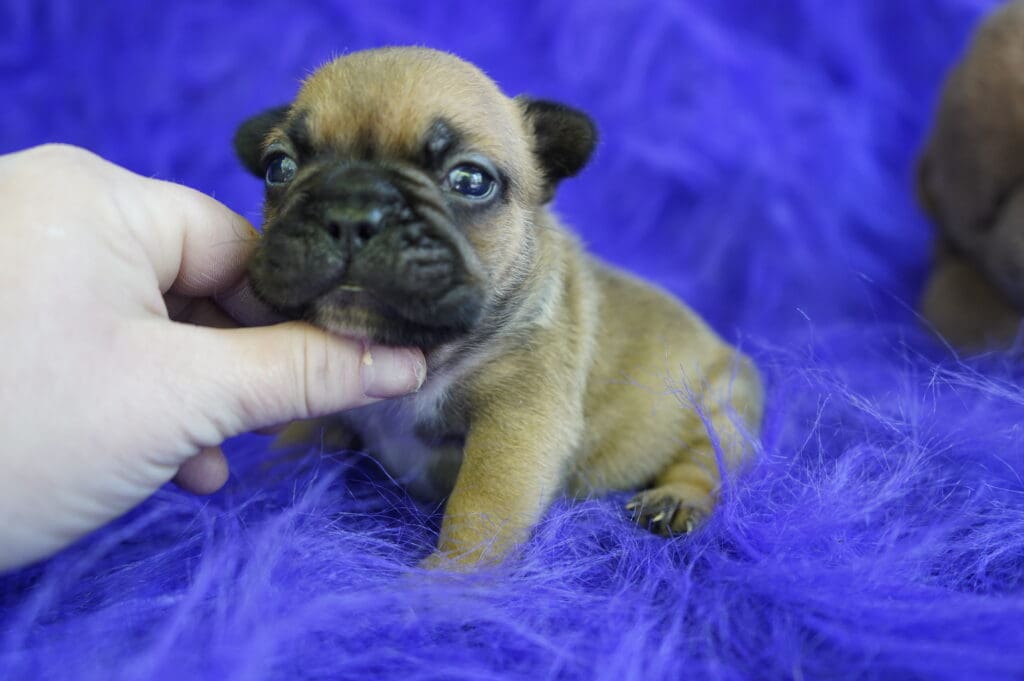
[
  {"x1": 234, "y1": 47, "x2": 763, "y2": 568},
  {"x1": 917, "y1": 0, "x2": 1024, "y2": 350}
]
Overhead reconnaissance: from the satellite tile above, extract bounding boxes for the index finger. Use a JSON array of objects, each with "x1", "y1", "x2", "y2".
[
  {"x1": 1, "y1": 145, "x2": 260, "y2": 298},
  {"x1": 131, "y1": 177, "x2": 260, "y2": 297}
]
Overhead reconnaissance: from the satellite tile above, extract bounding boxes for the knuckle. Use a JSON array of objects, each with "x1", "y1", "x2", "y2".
[
  {"x1": 293, "y1": 330, "x2": 354, "y2": 419},
  {"x1": 22, "y1": 144, "x2": 100, "y2": 176},
  {"x1": 2, "y1": 144, "x2": 115, "y2": 212}
]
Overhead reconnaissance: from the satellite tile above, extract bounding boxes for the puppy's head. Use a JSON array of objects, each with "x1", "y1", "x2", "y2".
[
  {"x1": 235, "y1": 47, "x2": 596, "y2": 347},
  {"x1": 917, "y1": 0, "x2": 1024, "y2": 309}
]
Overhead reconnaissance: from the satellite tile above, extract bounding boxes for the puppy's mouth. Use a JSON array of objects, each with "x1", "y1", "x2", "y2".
[{"x1": 248, "y1": 161, "x2": 487, "y2": 347}]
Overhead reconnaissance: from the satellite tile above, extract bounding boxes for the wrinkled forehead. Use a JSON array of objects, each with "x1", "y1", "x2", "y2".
[{"x1": 288, "y1": 49, "x2": 529, "y2": 169}]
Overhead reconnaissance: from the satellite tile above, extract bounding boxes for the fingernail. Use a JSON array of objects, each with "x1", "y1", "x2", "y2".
[{"x1": 361, "y1": 346, "x2": 426, "y2": 398}]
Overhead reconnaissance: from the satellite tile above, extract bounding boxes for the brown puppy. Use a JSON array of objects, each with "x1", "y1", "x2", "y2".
[
  {"x1": 917, "y1": 0, "x2": 1024, "y2": 350},
  {"x1": 234, "y1": 47, "x2": 763, "y2": 568}
]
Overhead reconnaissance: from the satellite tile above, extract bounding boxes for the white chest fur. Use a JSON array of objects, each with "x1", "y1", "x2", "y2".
[{"x1": 344, "y1": 365, "x2": 465, "y2": 501}]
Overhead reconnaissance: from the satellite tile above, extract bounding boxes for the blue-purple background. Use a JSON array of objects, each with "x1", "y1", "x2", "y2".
[{"x1": 3, "y1": 1, "x2": 1024, "y2": 679}]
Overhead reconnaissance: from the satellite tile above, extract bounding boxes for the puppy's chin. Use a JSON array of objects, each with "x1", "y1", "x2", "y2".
[{"x1": 307, "y1": 285, "x2": 483, "y2": 348}]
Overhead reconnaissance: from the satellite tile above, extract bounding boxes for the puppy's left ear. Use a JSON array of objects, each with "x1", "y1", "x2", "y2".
[
  {"x1": 516, "y1": 97, "x2": 597, "y2": 201},
  {"x1": 233, "y1": 105, "x2": 290, "y2": 177}
]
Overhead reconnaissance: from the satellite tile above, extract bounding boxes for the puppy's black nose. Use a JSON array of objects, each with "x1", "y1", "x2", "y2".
[
  {"x1": 317, "y1": 164, "x2": 405, "y2": 252},
  {"x1": 321, "y1": 205, "x2": 387, "y2": 250}
]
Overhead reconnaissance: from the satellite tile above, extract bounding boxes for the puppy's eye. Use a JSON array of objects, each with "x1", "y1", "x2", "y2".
[
  {"x1": 265, "y1": 154, "x2": 297, "y2": 186},
  {"x1": 446, "y1": 164, "x2": 496, "y2": 200}
]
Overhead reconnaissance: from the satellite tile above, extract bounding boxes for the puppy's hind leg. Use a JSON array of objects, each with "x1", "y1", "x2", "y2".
[{"x1": 628, "y1": 357, "x2": 763, "y2": 536}]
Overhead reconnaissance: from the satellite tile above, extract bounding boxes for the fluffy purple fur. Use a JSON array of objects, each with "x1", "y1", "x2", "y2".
[{"x1": 2, "y1": 1, "x2": 1024, "y2": 679}]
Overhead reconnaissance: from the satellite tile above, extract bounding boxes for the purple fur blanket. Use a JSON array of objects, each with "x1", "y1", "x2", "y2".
[{"x1": 2, "y1": 1, "x2": 1023, "y2": 679}]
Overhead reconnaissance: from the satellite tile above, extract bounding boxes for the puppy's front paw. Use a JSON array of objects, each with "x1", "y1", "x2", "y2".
[
  {"x1": 626, "y1": 486, "x2": 712, "y2": 536},
  {"x1": 419, "y1": 534, "x2": 519, "y2": 571},
  {"x1": 418, "y1": 549, "x2": 488, "y2": 572}
]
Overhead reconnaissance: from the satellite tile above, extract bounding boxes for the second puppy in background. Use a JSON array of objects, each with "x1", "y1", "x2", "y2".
[{"x1": 917, "y1": 0, "x2": 1024, "y2": 350}]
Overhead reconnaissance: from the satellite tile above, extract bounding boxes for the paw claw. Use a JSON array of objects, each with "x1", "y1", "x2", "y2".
[{"x1": 627, "y1": 486, "x2": 712, "y2": 537}]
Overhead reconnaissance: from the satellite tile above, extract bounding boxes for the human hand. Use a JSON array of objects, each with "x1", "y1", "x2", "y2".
[{"x1": 0, "y1": 145, "x2": 426, "y2": 572}]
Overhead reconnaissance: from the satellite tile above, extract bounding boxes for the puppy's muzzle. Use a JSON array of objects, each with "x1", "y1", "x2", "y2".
[{"x1": 249, "y1": 162, "x2": 486, "y2": 335}]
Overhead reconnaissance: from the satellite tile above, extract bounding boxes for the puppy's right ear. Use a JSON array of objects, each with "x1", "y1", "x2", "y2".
[{"x1": 234, "y1": 105, "x2": 290, "y2": 177}]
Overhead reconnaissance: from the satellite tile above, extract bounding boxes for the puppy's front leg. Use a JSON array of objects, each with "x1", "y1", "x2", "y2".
[{"x1": 422, "y1": 397, "x2": 581, "y2": 570}]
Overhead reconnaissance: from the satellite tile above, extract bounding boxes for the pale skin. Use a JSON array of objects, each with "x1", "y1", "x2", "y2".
[{"x1": 0, "y1": 144, "x2": 426, "y2": 573}]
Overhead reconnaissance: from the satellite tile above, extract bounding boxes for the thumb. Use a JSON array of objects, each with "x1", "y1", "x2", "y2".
[{"x1": 148, "y1": 321, "x2": 426, "y2": 441}]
